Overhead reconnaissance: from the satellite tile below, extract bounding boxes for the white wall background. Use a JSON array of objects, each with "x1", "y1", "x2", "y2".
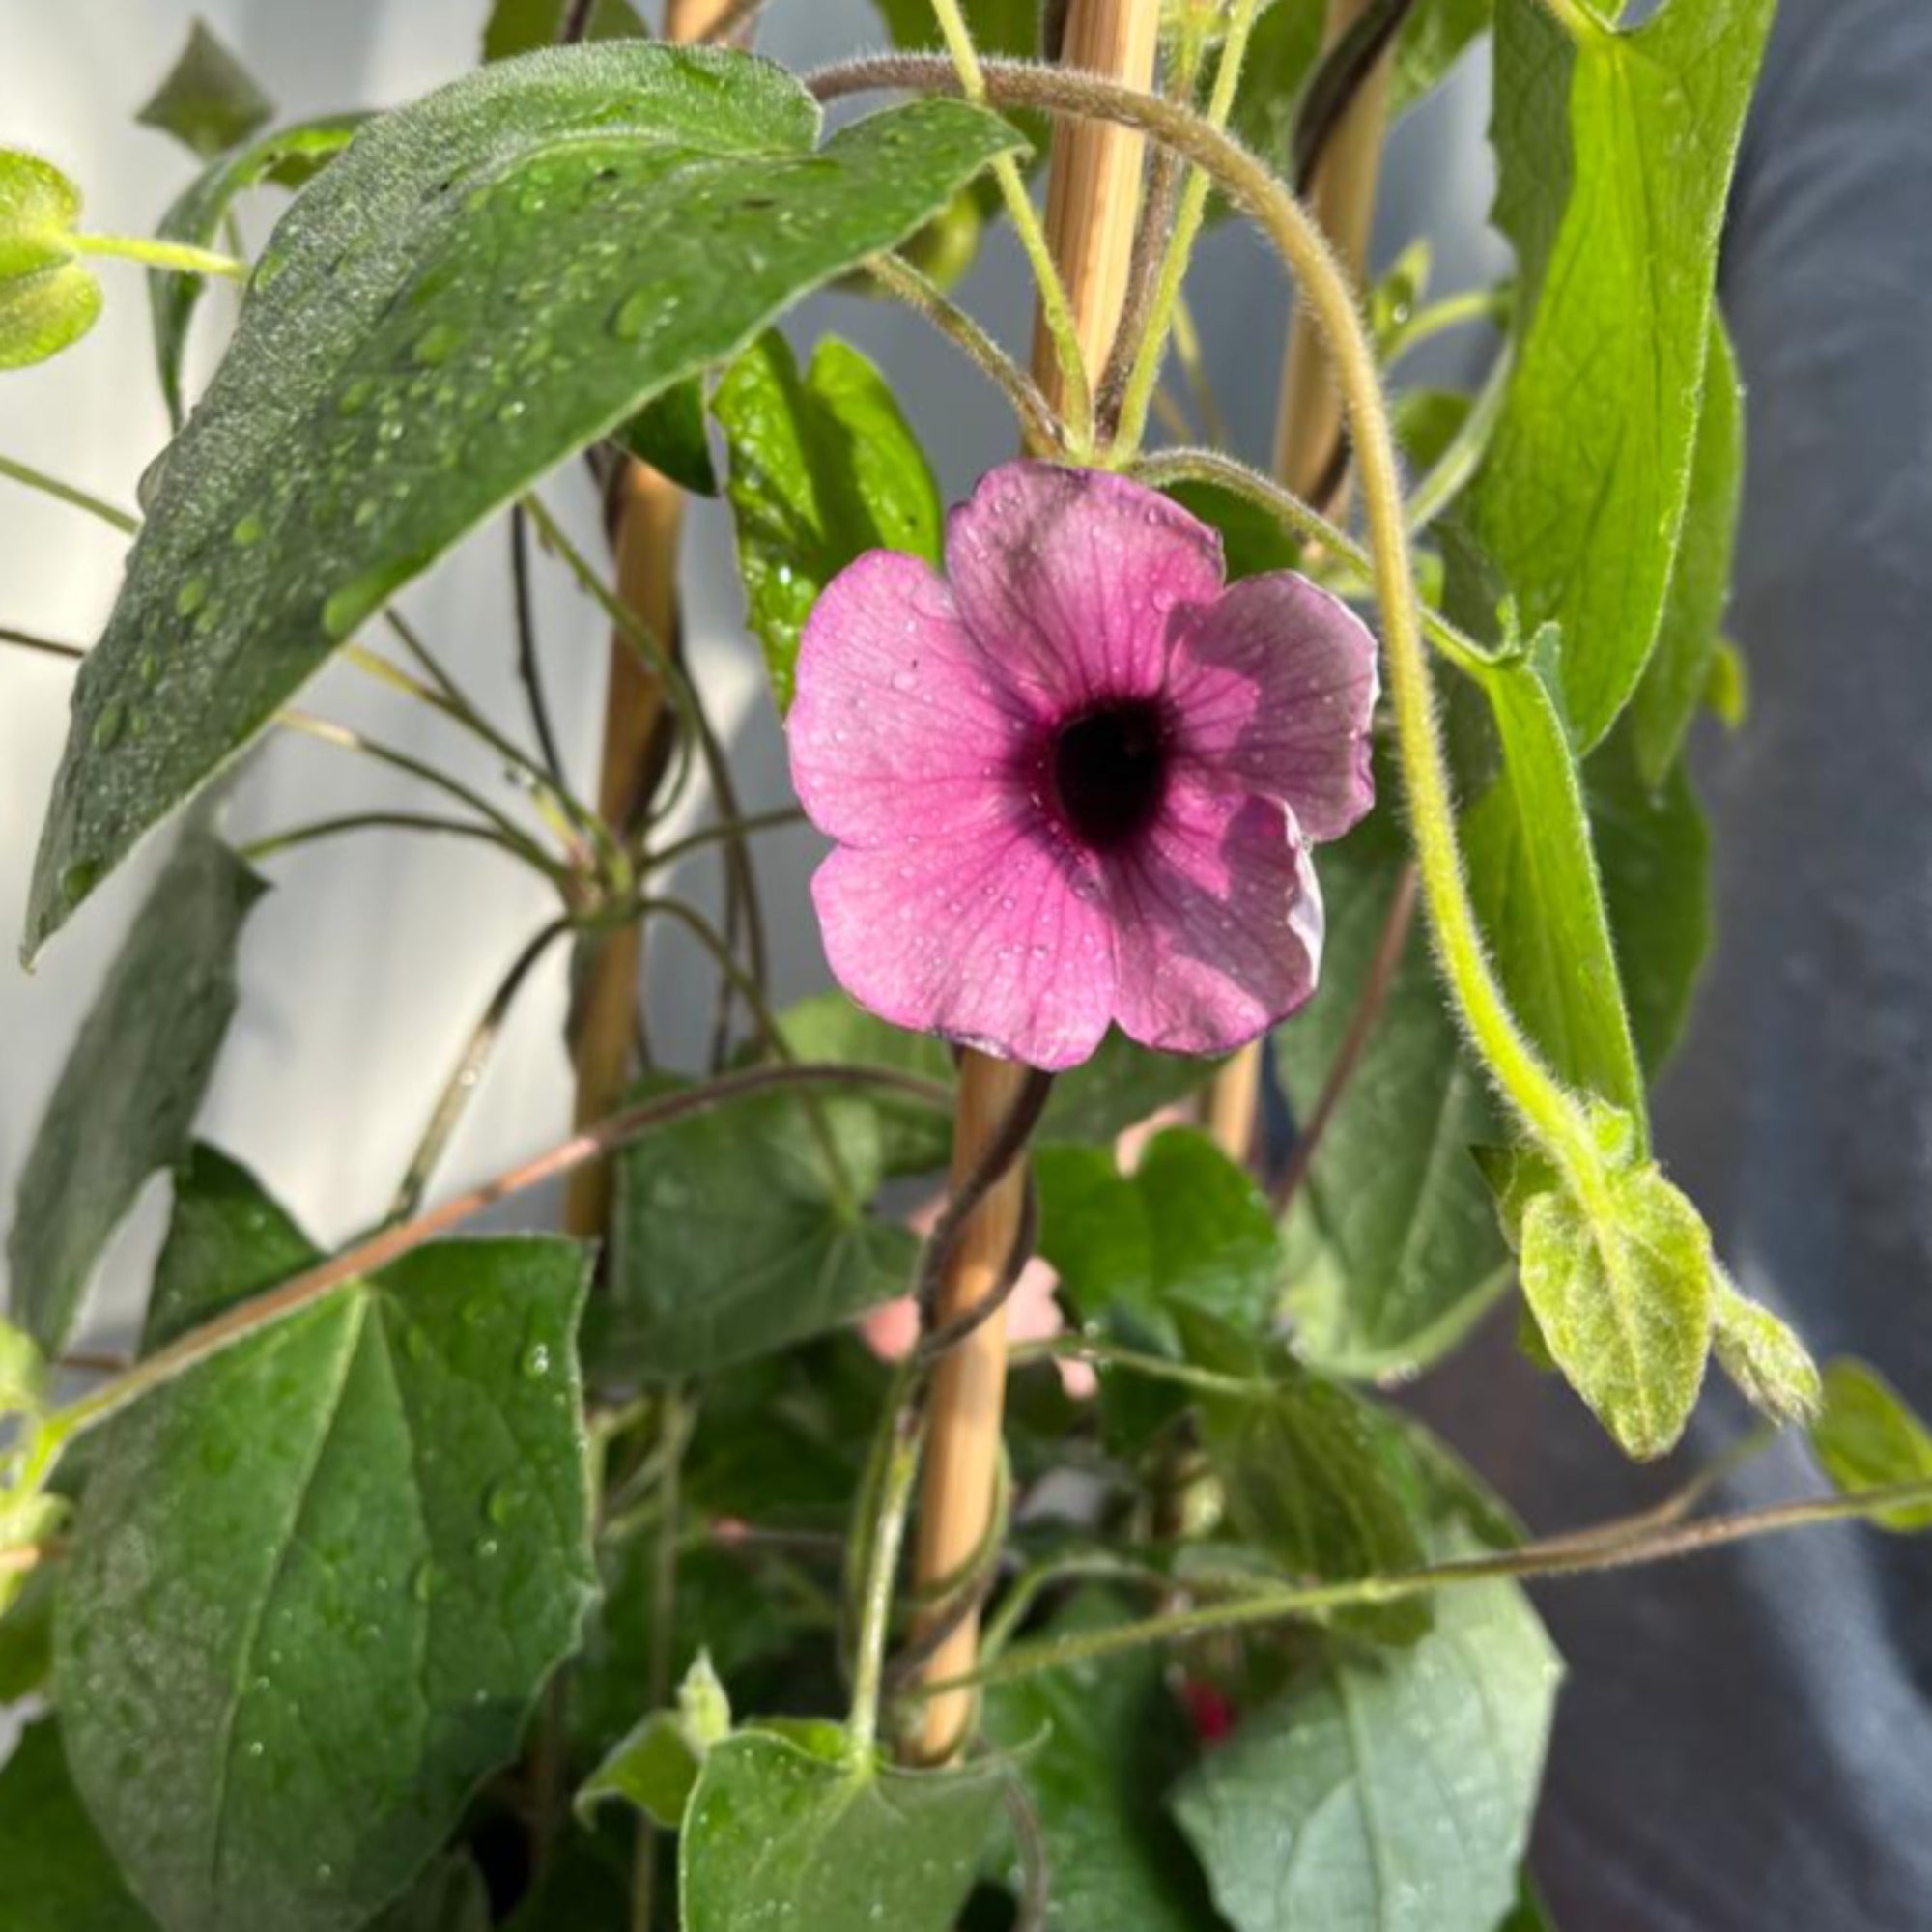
[{"x1": 0, "y1": 0, "x2": 1497, "y2": 1349}]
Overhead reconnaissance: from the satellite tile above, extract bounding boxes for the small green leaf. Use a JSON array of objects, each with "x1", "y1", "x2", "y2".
[
  {"x1": 368, "y1": 1855, "x2": 493, "y2": 1932},
  {"x1": 679, "y1": 1728, "x2": 1008, "y2": 1932},
  {"x1": 1463, "y1": 629, "x2": 1647, "y2": 1129},
  {"x1": 983, "y1": 1596, "x2": 1220, "y2": 1932},
  {"x1": 0, "y1": 1722, "x2": 161, "y2": 1932},
  {"x1": 1471, "y1": 0, "x2": 1775, "y2": 747},
  {"x1": 26, "y1": 46, "x2": 1022, "y2": 954},
  {"x1": 579, "y1": 1653, "x2": 730, "y2": 1829},
  {"x1": 714, "y1": 330, "x2": 942, "y2": 710},
  {"x1": 1518, "y1": 1163, "x2": 1712, "y2": 1460},
  {"x1": 56, "y1": 1159, "x2": 596, "y2": 1932},
  {"x1": 136, "y1": 20, "x2": 275, "y2": 159},
  {"x1": 1273, "y1": 802, "x2": 1512, "y2": 1379},
  {"x1": 0, "y1": 148, "x2": 102, "y2": 368},
  {"x1": 7, "y1": 825, "x2": 263, "y2": 1354},
  {"x1": 1809, "y1": 1360, "x2": 1932, "y2": 1532},
  {"x1": 1037, "y1": 1127, "x2": 1281, "y2": 1336},
  {"x1": 0, "y1": 1561, "x2": 56, "y2": 1700},
  {"x1": 482, "y1": 0, "x2": 648, "y2": 60},
  {"x1": 1177, "y1": 1305, "x2": 1432, "y2": 1644},
  {"x1": 151, "y1": 114, "x2": 364, "y2": 426},
  {"x1": 597, "y1": 1076, "x2": 917, "y2": 1379},
  {"x1": 1586, "y1": 727, "x2": 1712, "y2": 1074},
  {"x1": 145, "y1": 1141, "x2": 316, "y2": 1350},
  {"x1": 0, "y1": 1312, "x2": 47, "y2": 1418},
  {"x1": 1169, "y1": 1544, "x2": 1560, "y2": 1932},
  {"x1": 1390, "y1": 0, "x2": 1492, "y2": 116},
  {"x1": 1710, "y1": 1273, "x2": 1821, "y2": 1428},
  {"x1": 1629, "y1": 319, "x2": 1744, "y2": 786},
  {"x1": 773, "y1": 991, "x2": 954, "y2": 1176},
  {"x1": 614, "y1": 376, "x2": 717, "y2": 495}
]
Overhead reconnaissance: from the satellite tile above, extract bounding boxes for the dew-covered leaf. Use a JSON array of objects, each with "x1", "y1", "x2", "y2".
[
  {"x1": 0, "y1": 1722, "x2": 160, "y2": 1932},
  {"x1": 151, "y1": 114, "x2": 363, "y2": 426},
  {"x1": 984, "y1": 1596, "x2": 1222, "y2": 1932},
  {"x1": 1518, "y1": 1163, "x2": 1711, "y2": 1460},
  {"x1": 135, "y1": 20, "x2": 274, "y2": 159},
  {"x1": 25, "y1": 44, "x2": 1022, "y2": 954},
  {"x1": 1169, "y1": 1543, "x2": 1560, "y2": 1932},
  {"x1": 7, "y1": 825, "x2": 263, "y2": 1355},
  {"x1": 1809, "y1": 1359, "x2": 1932, "y2": 1532},
  {"x1": 714, "y1": 330, "x2": 942, "y2": 711},
  {"x1": 1470, "y1": 0, "x2": 1774, "y2": 747},
  {"x1": 55, "y1": 1158, "x2": 595, "y2": 1932},
  {"x1": 1628, "y1": 318, "x2": 1743, "y2": 787},
  {"x1": 678, "y1": 1727, "x2": 1007, "y2": 1932},
  {"x1": 1273, "y1": 802, "x2": 1511, "y2": 1379},
  {"x1": 0, "y1": 148, "x2": 101, "y2": 368},
  {"x1": 596, "y1": 1075, "x2": 917, "y2": 1380}
]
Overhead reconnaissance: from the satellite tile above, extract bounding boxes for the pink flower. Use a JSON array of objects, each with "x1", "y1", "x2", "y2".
[{"x1": 787, "y1": 462, "x2": 1378, "y2": 1071}]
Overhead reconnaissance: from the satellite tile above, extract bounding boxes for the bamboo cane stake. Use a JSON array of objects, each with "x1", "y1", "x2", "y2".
[
  {"x1": 563, "y1": 0, "x2": 744, "y2": 1241},
  {"x1": 1202, "y1": 0, "x2": 1393, "y2": 1164},
  {"x1": 911, "y1": 0, "x2": 1163, "y2": 1766}
]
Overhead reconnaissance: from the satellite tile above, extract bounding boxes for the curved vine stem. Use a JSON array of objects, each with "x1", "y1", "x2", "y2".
[{"x1": 806, "y1": 55, "x2": 1604, "y2": 1203}]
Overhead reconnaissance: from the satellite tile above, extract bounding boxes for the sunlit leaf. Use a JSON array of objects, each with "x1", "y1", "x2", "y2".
[
  {"x1": 1809, "y1": 1360, "x2": 1932, "y2": 1532},
  {"x1": 0, "y1": 148, "x2": 101, "y2": 369}
]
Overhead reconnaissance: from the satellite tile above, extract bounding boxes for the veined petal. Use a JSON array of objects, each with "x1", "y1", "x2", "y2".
[
  {"x1": 1166, "y1": 571, "x2": 1378, "y2": 841},
  {"x1": 946, "y1": 462, "x2": 1224, "y2": 710},
  {"x1": 810, "y1": 814, "x2": 1115, "y2": 1072},
  {"x1": 788, "y1": 550, "x2": 1037, "y2": 850},
  {"x1": 1105, "y1": 785, "x2": 1323, "y2": 1057}
]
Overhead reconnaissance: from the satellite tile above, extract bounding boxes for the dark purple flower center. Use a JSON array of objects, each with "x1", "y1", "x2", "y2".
[{"x1": 1049, "y1": 696, "x2": 1171, "y2": 852}]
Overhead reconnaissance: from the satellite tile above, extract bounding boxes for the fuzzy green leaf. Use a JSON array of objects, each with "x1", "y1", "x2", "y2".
[
  {"x1": 24, "y1": 45, "x2": 1022, "y2": 955},
  {"x1": 1470, "y1": 0, "x2": 1775, "y2": 747},
  {"x1": 7, "y1": 826, "x2": 263, "y2": 1354},
  {"x1": 1273, "y1": 804, "x2": 1511, "y2": 1379},
  {"x1": 136, "y1": 20, "x2": 274, "y2": 159},
  {"x1": 150, "y1": 114, "x2": 363, "y2": 426},
  {"x1": 679, "y1": 1729, "x2": 1007, "y2": 1932},
  {"x1": 1518, "y1": 1163, "x2": 1712, "y2": 1459},
  {"x1": 1809, "y1": 1360, "x2": 1932, "y2": 1532},
  {"x1": 1586, "y1": 727, "x2": 1712, "y2": 1074},
  {"x1": 1710, "y1": 1275, "x2": 1820, "y2": 1428},
  {"x1": 0, "y1": 148, "x2": 101, "y2": 369},
  {"x1": 1169, "y1": 1545, "x2": 1560, "y2": 1932},
  {"x1": 56, "y1": 1160, "x2": 595, "y2": 1932},
  {"x1": 597, "y1": 1076, "x2": 917, "y2": 1379},
  {"x1": 1177, "y1": 1305, "x2": 1432, "y2": 1644},
  {"x1": 1629, "y1": 319, "x2": 1744, "y2": 786},
  {"x1": 714, "y1": 331, "x2": 942, "y2": 710},
  {"x1": 1463, "y1": 631, "x2": 1646, "y2": 1128}
]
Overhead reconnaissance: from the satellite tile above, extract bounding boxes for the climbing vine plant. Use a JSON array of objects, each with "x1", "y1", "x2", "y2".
[{"x1": 2, "y1": 4, "x2": 1928, "y2": 1930}]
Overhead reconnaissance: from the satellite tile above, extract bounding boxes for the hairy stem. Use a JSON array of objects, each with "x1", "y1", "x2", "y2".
[
  {"x1": 71, "y1": 233, "x2": 245, "y2": 279},
  {"x1": 806, "y1": 55, "x2": 1605, "y2": 1211}
]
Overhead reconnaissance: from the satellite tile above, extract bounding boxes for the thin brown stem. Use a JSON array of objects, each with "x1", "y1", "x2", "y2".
[{"x1": 53, "y1": 1064, "x2": 952, "y2": 1448}]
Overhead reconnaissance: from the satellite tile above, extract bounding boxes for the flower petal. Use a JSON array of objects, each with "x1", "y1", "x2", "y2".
[
  {"x1": 1167, "y1": 571, "x2": 1378, "y2": 840},
  {"x1": 810, "y1": 813, "x2": 1115, "y2": 1072},
  {"x1": 945, "y1": 462, "x2": 1224, "y2": 708},
  {"x1": 1105, "y1": 784, "x2": 1324, "y2": 1057},
  {"x1": 788, "y1": 550, "x2": 1037, "y2": 849}
]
